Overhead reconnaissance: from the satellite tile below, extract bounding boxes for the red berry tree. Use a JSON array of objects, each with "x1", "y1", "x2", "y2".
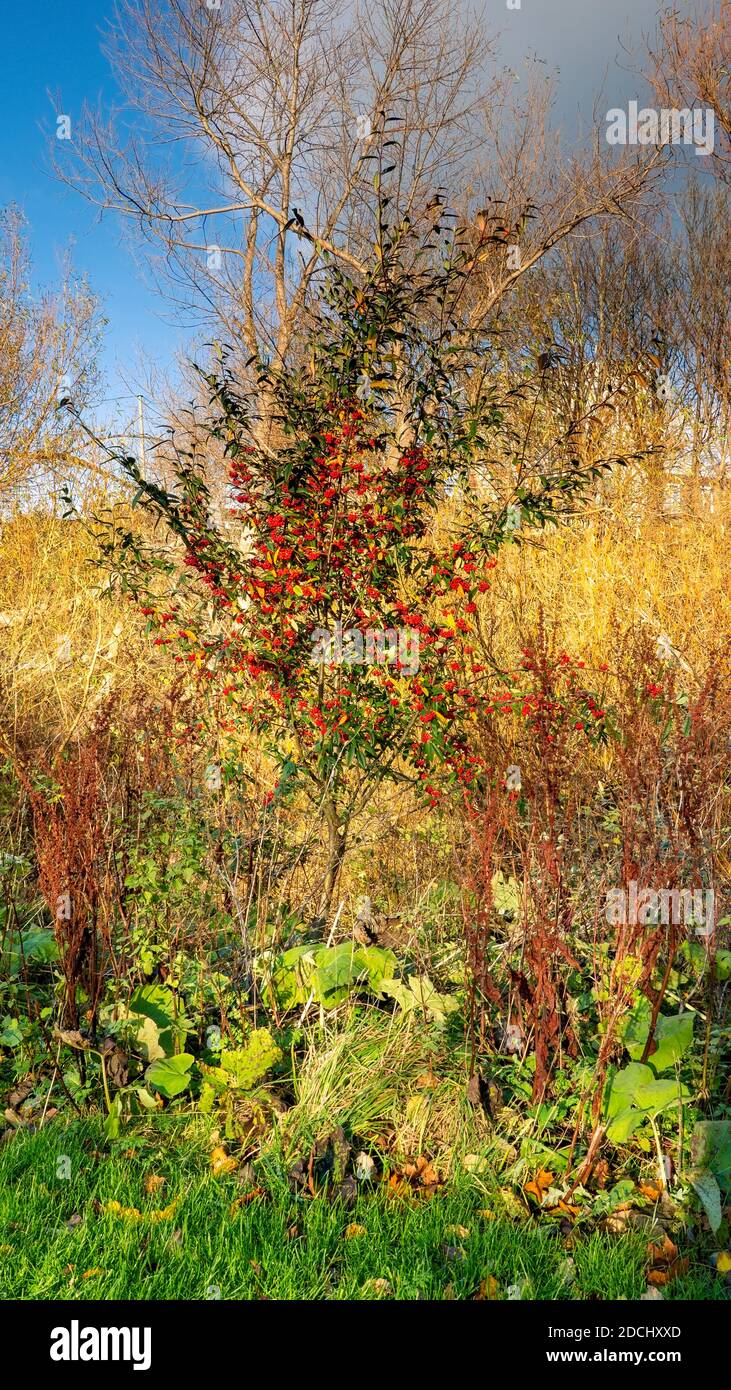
[{"x1": 111, "y1": 207, "x2": 612, "y2": 917}]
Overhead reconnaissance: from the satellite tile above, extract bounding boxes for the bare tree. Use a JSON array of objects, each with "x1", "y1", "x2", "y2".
[
  {"x1": 0, "y1": 209, "x2": 102, "y2": 508},
  {"x1": 56, "y1": 0, "x2": 493, "y2": 360},
  {"x1": 650, "y1": 1, "x2": 730, "y2": 184},
  {"x1": 54, "y1": 0, "x2": 666, "y2": 381}
]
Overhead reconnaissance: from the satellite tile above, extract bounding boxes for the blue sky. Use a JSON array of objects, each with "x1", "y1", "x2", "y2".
[{"x1": 2, "y1": 0, "x2": 691, "y2": 416}]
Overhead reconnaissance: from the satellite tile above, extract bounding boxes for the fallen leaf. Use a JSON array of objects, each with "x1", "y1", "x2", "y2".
[
  {"x1": 546, "y1": 1199, "x2": 580, "y2": 1219},
  {"x1": 403, "y1": 1155, "x2": 428, "y2": 1179},
  {"x1": 446, "y1": 1224, "x2": 470, "y2": 1239},
  {"x1": 361, "y1": 1277, "x2": 391, "y2": 1298},
  {"x1": 593, "y1": 1159, "x2": 610, "y2": 1189},
  {"x1": 143, "y1": 1174, "x2": 166, "y2": 1196},
  {"x1": 646, "y1": 1258, "x2": 689, "y2": 1286},
  {"x1": 641, "y1": 1285, "x2": 664, "y2": 1300},
  {"x1": 386, "y1": 1172, "x2": 411, "y2": 1199},
  {"x1": 344, "y1": 1223, "x2": 367, "y2": 1238},
  {"x1": 475, "y1": 1275, "x2": 499, "y2": 1300},
  {"x1": 463, "y1": 1154, "x2": 490, "y2": 1175},
  {"x1": 638, "y1": 1182, "x2": 662, "y2": 1201},
  {"x1": 524, "y1": 1168, "x2": 555, "y2": 1205},
  {"x1": 714, "y1": 1250, "x2": 731, "y2": 1274},
  {"x1": 647, "y1": 1234, "x2": 678, "y2": 1267},
  {"x1": 211, "y1": 1145, "x2": 237, "y2": 1177},
  {"x1": 354, "y1": 1152, "x2": 376, "y2": 1182},
  {"x1": 102, "y1": 1196, "x2": 180, "y2": 1224},
  {"x1": 229, "y1": 1187, "x2": 264, "y2": 1214},
  {"x1": 53, "y1": 1028, "x2": 89, "y2": 1050},
  {"x1": 82, "y1": 1268, "x2": 105, "y2": 1279}
]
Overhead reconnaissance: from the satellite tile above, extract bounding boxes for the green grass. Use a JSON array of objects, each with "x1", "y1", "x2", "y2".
[{"x1": 0, "y1": 1118, "x2": 726, "y2": 1301}]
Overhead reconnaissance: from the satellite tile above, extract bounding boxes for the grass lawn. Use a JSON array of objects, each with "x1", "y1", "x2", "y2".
[{"x1": 0, "y1": 1118, "x2": 725, "y2": 1301}]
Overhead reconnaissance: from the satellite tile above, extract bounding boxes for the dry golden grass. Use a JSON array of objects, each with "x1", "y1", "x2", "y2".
[{"x1": 0, "y1": 507, "x2": 148, "y2": 757}]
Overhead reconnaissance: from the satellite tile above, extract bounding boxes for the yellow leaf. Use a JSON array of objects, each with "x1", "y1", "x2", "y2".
[
  {"x1": 716, "y1": 1251, "x2": 731, "y2": 1274},
  {"x1": 149, "y1": 1197, "x2": 180, "y2": 1223},
  {"x1": 344, "y1": 1223, "x2": 367, "y2": 1239},
  {"x1": 102, "y1": 1200, "x2": 141, "y2": 1222},
  {"x1": 211, "y1": 1145, "x2": 237, "y2": 1176},
  {"x1": 361, "y1": 1277, "x2": 392, "y2": 1298}
]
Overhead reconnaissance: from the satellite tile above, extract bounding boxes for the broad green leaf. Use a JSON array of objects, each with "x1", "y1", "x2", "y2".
[
  {"x1": 691, "y1": 1171, "x2": 723, "y2": 1233},
  {"x1": 104, "y1": 1093, "x2": 123, "y2": 1140},
  {"x1": 691, "y1": 1120, "x2": 731, "y2": 1192},
  {"x1": 146, "y1": 1053, "x2": 194, "y2": 1098},
  {"x1": 606, "y1": 1106, "x2": 648, "y2": 1144},
  {"x1": 129, "y1": 983, "x2": 177, "y2": 1031},
  {"x1": 268, "y1": 944, "x2": 317, "y2": 1009},
  {"x1": 381, "y1": 974, "x2": 458, "y2": 1023},
  {"x1": 624, "y1": 1007, "x2": 695, "y2": 1073},
  {"x1": 355, "y1": 945, "x2": 397, "y2": 993},
  {"x1": 129, "y1": 984, "x2": 189, "y2": 1054},
  {"x1": 314, "y1": 942, "x2": 362, "y2": 1006},
  {"x1": 606, "y1": 1063, "x2": 687, "y2": 1122},
  {"x1": 606, "y1": 1062, "x2": 654, "y2": 1116}
]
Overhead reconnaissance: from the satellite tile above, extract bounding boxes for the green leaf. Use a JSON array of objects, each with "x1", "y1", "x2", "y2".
[
  {"x1": 129, "y1": 984, "x2": 189, "y2": 1055},
  {"x1": 355, "y1": 945, "x2": 397, "y2": 993},
  {"x1": 650, "y1": 1011, "x2": 694, "y2": 1071},
  {"x1": 146, "y1": 1054, "x2": 195, "y2": 1099},
  {"x1": 104, "y1": 1093, "x2": 123, "y2": 1140},
  {"x1": 624, "y1": 1007, "x2": 695, "y2": 1073},
  {"x1": 219, "y1": 1029, "x2": 282, "y2": 1089},
  {"x1": 491, "y1": 871, "x2": 521, "y2": 920},
  {"x1": 691, "y1": 1121, "x2": 731, "y2": 1192},
  {"x1": 381, "y1": 973, "x2": 458, "y2": 1023},
  {"x1": 632, "y1": 1077, "x2": 686, "y2": 1117},
  {"x1": 0, "y1": 1016, "x2": 25, "y2": 1048},
  {"x1": 268, "y1": 944, "x2": 317, "y2": 1009},
  {"x1": 606, "y1": 1062, "x2": 654, "y2": 1116},
  {"x1": 2, "y1": 927, "x2": 59, "y2": 977},
  {"x1": 129, "y1": 983, "x2": 177, "y2": 1030},
  {"x1": 606, "y1": 1062, "x2": 687, "y2": 1123},
  {"x1": 314, "y1": 942, "x2": 363, "y2": 1006},
  {"x1": 691, "y1": 1171, "x2": 723, "y2": 1234},
  {"x1": 605, "y1": 1106, "x2": 649, "y2": 1144}
]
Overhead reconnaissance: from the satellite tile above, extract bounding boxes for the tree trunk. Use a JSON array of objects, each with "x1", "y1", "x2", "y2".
[{"x1": 320, "y1": 798, "x2": 347, "y2": 922}]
